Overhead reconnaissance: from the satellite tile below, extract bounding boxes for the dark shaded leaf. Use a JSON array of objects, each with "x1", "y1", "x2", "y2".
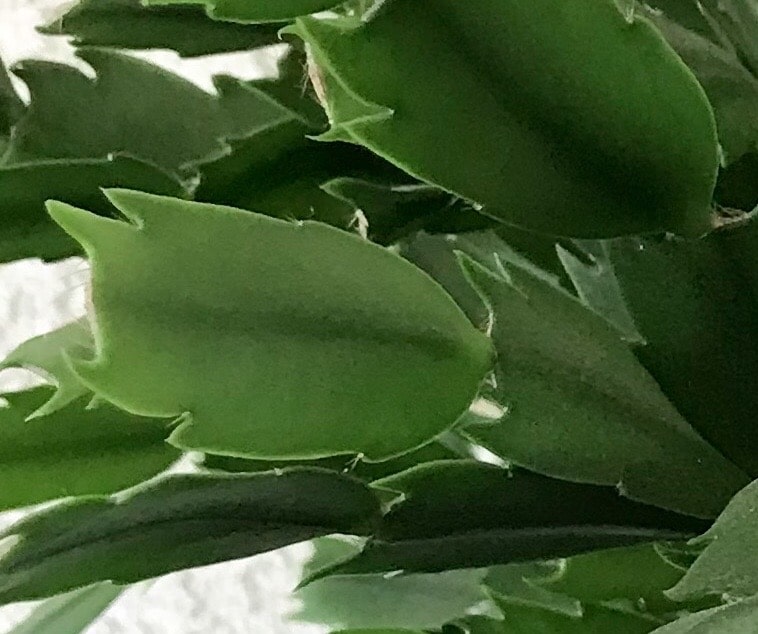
[
  {"x1": 0, "y1": 57, "x2": 24, "y2": 137},
  {"x1": 668, "y1": 478, "x2": 758, "y2": 602},
  {"x1": 699, "y1": 0, "x2": 758, "y2": 77},
  {"x1": 400, "y1": 230, "x2": 568, "y2": 330},
  {"x1": 144, "y1": 0, "x2": 343, "y2": 23},
  {"x1": 8, "y1": 583, "x2": 122, "y2": 634},
  {"x1": 290, "y1": 0, "x2": 719, "y2": 238},
  {"x1": 5, "y1": 49, "x2": 228, "y2": 170},
  {"x1": 564, "y1": 219, "x2": 758, "y2": 478},
  {"x1": 41, "y1": 0, "x2": 280, "y2": 57},
  {"x1": 0, "y1": 468, "x2": 381, "y2": 604},
  {"x1": 315, "y1": 461, "x2": 706, "y2": 577},
  {"x1": 649, "y1": 10, "x2": 758, "y2": 165},
  {"x1": 48, "y1": 190, "x2": 493, "y2": 460},
  {"x1": 459, "y1": 255, "x2": 748, "y2": 518},
  {"x1": 714, "y1": 151, "x2": 758, "y2": 211},
  {"x1": 644, "y1": 0, "x2": 716, "y2": 40},
  {"x1": 191, "y1": 58, "x2": 408, "y2": 229},
  {"x1": 0, "y1": 387, "x2": 179, "y2": 512},
  {"x1": 0, "y1": 155, "x2": 188, "y2": 264},
  {"x1": 321, "y1": 178, "x2": 492, "y2": 245}
]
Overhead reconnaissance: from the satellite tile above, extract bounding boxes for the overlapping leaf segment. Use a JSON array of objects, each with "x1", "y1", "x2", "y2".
[{"x1": 0, "y1": 0, "x2": 757, "y2": 632}]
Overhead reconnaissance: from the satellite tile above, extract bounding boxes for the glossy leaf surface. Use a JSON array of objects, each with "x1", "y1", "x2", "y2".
[
  {"x1": 460, "y1": 256, "x2": 748, "y2": 518},
  {"x1": 562, "y1": 220, "x2": 758, "y2": 478},
  {"x1": 668, "y1": 478, "x2": 758, "y2": 602},
  {"x1": 291, "y1": 0, "x2": 719, "y2": 237},
  {"x1": 0, "y1": 388, "x2": 179, "y2": 511},
  {"x1": 6, "y1": 50, "x2": 227, "y2": 169},
  {"x1": 48, "y1": 190, "x2": 492, "y2": 460},
  {"x1": 8, "y1": 584, "x2": 122, "y2": 634},
  {"x1": 41, "y1": 0, "x2": 280, "y2": 57},
  {"x1": 0, "y1": 468, "x2": 380, "y2": 604},
  {"x1": 316, "y1": 461, "x2": 706, "y2": 576},
  {"x1": 1, "y1": 319, "x2": 93, "y2": 418}
]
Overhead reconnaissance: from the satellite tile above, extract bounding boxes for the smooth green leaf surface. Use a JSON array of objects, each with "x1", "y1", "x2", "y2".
[
  {"x1": 0, "y1": 468, "x2": 380, "y2": 604},
  {"x1": 650, "y1": 11, "x2": 758, "y2": 165},
  {"x1": 48, "y1": 190, "x2": 492, "y2": 460},
  {"x1": 295, "y1": 569, "x2": 491, "y2": 631},
  {"x1": 145, "y1": 0, "x2": 342, "y2": 23},
  {"x1": 291, "y1": 0, "x2": 719, "y2": 237},
  {"x1": 41, "y1": 0, "x2": 280, "y2": 57},
  {"x1": 0, "y1": 156, "x2": 188, "y2": 263},
  {"x1": 1, "y1": 319, "x2": 92, "y2": 418},
  {"x1": 563, "y1": 220, "x2": 758, "y2": 477},
  {"x1": 0, "y1": 387, "x2": 179, "y2": 511},
  {"x1": 5, "y1": 49, "x2": 228, "y2": 169},
  {"x1": 650, "y1": 594, "x2": 758, "y2": 634},
  {"x1": 460, "y1": 256, "x2": 749, "y2": 518},
  {"x1": 668, "y1": 478, "x2": 758, "y2": 602},
  {"x1": 317, "y1": 461, "x2": 706, "y2": 576},
  {"x1": 8, "y1": 583, "x2": 122, "y2": 634}
]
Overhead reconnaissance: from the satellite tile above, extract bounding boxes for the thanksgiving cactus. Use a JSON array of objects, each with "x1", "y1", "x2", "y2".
[{"x1": 0, "y1": 0, "x2": 756, "y2": 632}]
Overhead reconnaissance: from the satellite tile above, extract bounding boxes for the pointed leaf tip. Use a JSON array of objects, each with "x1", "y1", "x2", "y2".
[{"x1": 47, "y1": 198, "x2": 139, "y2": 248}]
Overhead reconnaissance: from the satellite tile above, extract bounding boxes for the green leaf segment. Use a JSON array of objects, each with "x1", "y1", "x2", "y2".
[
  {"x1": 289, "y1": 0, "x2": 720, "y2": 238},
  {"x1": 47, "y1": 189, "x2": 493, "y2": 460}
]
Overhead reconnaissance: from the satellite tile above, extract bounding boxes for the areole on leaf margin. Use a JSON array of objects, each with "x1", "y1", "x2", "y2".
[
  {"x1": 46, "y1": 189, "x2": 494, "y2": 461},
  {"x1": 287, "y1": 0, "x2": 720, "y2": 239}
]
